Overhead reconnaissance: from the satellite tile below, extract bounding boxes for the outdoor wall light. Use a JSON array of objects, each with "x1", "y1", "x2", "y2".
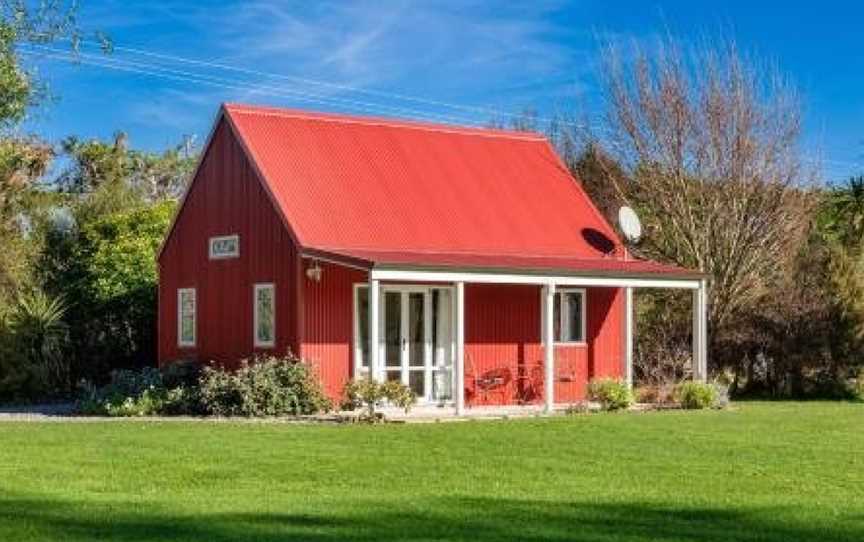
[{"x1": 306, "y1": 261, "x2": 323, "y2": 282}]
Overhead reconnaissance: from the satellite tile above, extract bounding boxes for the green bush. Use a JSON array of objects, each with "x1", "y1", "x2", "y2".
[
  {"x1": 587, "y1": 378, "x2": 633, "y2": 411},
  {"x1": 674, "y1": 381, "x2": 720, "y2": 409},
  {"x1": 0, "y1": 291, "x2": 70, "y2": 402},
  {"x1": 199, "y1": 355, "x2": 331, "y2": 417},
  {"x1": 76, "y1": 367, "x2": 204, "y2": 416},
  {"x1": 77, "y1": 355, "x2": 330, "y2": 417},
  {"x1": 160, "y1": 359, "x2": 202, "y2": 389},
  {"x1": 343, "y1": 378, "x2": 417, "y2": 422},
  {"x1": 197, "y1": 364, "x2": 243, "y2": 416}
]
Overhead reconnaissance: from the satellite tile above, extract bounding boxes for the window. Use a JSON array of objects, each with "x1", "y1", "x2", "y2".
[
  {"x1": 209, "y1": 234, "x2": 239, "y2": 259},
  {"x1": 254, "y1": 283, "x2": 275, "y2": 347},
  {"x1": 354, "y1": 285, "x2": 370, "y2": 370},
  {"x1": 547, "y1": 288, "x2": 586, "y2": 344},
  {"x1": 178, "y1": 288, "x2": 196, "y2": 347}
]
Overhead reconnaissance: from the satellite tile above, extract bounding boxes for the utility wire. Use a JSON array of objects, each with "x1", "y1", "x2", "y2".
[
  {"x1": 55, "y1": 36, "x2": 599, "y2": 132},
  {"x1": 20, "y1": 41, "x2": 862, "y2": 175},
  {"x1": 20, "y1": 45, "x2": 498, "y2": 128}
]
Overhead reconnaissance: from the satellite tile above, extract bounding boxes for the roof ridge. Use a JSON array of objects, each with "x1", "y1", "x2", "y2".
[{"x1": 223, "y1": 102, "x2": 547, "y2": 142}]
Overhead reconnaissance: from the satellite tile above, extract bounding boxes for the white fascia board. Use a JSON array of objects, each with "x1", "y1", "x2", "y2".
[{"x1": 369, "y1": 268, "x2": 700, "y2": 289}]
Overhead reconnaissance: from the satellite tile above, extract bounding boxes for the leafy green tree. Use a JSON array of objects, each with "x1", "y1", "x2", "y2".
[
  {"x1": 0, "y1": 1, "x2": 106, "y2": 314},
  {"x1": 820, "y1": 176, "x2": 864, "y2": 344},
  {"x1": 48, "y1": 201, "x2": 176, "y2": 382},
  {"x1": 820, "y1": 176, "x2": 864, "y2": 248}
]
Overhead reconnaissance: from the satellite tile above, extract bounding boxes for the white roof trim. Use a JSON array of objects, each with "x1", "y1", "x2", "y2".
[{"x1": 369, "y1": 268, "x2": 700, "y2": 289}]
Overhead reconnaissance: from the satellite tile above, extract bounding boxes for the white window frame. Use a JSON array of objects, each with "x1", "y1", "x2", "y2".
[
  {"x1": 353, "y1": 284, "x2": 370, "y2": 373},
  {"x1": 253, "y1": 283, "x2": 276, "y2": 348},
  {"x1": 541, "y1": 287, "x2": 587, "y2": 346},
  {"x1": 177, "y1": 288, "x2": 196, "y2": 348},
  {"x1": 208, "y1": 234, "x2": 239, "y2": 260}
]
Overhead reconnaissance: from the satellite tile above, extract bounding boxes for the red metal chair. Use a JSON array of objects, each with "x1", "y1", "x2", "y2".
[
  {"x1": 529, "y1": 358, "x2": 579, "y2": 402},
  {"x1": 514, "y1": 361, "x2": 544, "y2": 404},
  {"x1": 465, "y1": 353, "x2": 512, "y2": 406}
]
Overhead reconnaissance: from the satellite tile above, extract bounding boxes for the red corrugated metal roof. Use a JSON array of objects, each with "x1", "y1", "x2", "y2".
[{"x1": 223, "y1": 103, "x2": 698, "y2": 278}]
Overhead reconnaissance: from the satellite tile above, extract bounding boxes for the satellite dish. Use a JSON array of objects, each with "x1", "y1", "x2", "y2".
[{"x1": 618, "y1": 206, "x2": 642, "y2": 244}]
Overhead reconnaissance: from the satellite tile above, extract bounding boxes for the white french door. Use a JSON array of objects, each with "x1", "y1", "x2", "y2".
[{"x1": 380, "y1": 285, "x2": 454, "y2": 404}]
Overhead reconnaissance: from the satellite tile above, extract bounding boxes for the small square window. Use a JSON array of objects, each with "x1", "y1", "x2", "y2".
[{"x1": 209, "y1": 235, "x2": 239, "y2": 259}]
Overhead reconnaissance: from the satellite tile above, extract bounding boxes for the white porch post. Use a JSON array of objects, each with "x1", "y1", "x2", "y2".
[
  {"x1": 368, "y1": 278, "x2": 381, "y2": 381},
  {"x1": 692, "y1": 278, "x2": 708, "y2": 382},
  {"x1": 624, "y1": 286, "x2": 634, "y2": 389},
  {"x1": 455, "y1": 281, "x2": 466, "y2": 416},
  {"x1": 543, "y1": 283, "x2": 556, "y2": 413}
]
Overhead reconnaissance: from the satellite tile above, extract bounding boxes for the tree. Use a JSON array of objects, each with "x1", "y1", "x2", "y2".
[
  {"x1": 820, "y1": 176, "x2": 864, "y2": 343},
  {"x1": 0, "y1": 1, "x2": 106, "y2": 313},
  {"x1": 60, "y1": 133, "x2": 196, "y2": 205},
  {"x1": 0, "y1": 137, "x2": 52, "y2": 307},
  {"x1": 45, "y1": 201, "x2": 176, "y2": 382},
  {"x1": 596, "y1": 36, "x2": 814, "y2": 367}
]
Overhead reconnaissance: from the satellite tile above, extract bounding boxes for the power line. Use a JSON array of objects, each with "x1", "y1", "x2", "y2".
[
  {"x1": 60, "y1": 36, "x2": 598, "y2": 132},
  {"x1": 20, "y1": 45, "x2": 498, "y2": 128},
  {"x1": 20, "y1": 41, "x2": 863, "y2": 174}
]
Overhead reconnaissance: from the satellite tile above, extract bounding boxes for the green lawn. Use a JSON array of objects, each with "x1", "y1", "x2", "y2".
[{"x1": 1, "y1": 402, "x2": 862, "y2": 541}]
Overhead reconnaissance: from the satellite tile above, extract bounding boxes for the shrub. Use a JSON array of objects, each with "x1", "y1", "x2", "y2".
[
  {"x1": 158, "y1": 386, "x2": 204, "y2": 416},
  {"x1": 0, "y1": 292, "x2": 70, "y2": 401},
  {"x1": 634, "y1": 384, "x2": 675, "y2": 405},
  {"x1": 587, "y1": 378, "x2": 633, "y2": 411},
  {"x1": 343, "y1": 378, "x2": 416, "y2": 422},
  {"x1": 77, "y1": 355, "x2": 330, "y2": 417},
  {"x1": 161, "y1": 359, "x2": 202, "y2": 389},
  {"x1": 76, "y1": 367, "x2": 204, "y2": 416},
  {"x1": 103, "y1": 367, "x2": 163, "y2": 398},
  {"x1": 198, "y1": 364, "x2": 243, "y2": 416},
  {"x1": 199, "y1": 355, "x2": 331, "y2": 417},
  {"x1": 674, "y1": 381, "x2": 720, "y2": 409}
]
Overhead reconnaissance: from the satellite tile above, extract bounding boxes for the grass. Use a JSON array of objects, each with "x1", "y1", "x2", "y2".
[{"x1": 0, "y1": 402, "x2": 862, "y2": 541}]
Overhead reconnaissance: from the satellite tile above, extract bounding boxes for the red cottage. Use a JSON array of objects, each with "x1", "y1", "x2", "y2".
[{"x1": 158, "y1": 103, "x2": 708, "y2": 414}]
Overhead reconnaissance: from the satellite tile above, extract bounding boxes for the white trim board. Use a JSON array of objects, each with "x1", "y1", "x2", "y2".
[{"x1": 369, "y1": 269, "x2": 701, "y2": 289}]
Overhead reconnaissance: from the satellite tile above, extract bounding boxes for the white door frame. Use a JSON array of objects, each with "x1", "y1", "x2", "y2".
[{"x1": 377, "y1": 284, "x2": 455, "y2": 404}]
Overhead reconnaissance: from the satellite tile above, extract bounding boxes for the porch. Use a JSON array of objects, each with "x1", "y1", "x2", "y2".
[{"x1": 356, "y1": 266, "x2": 708, "y2": 416}]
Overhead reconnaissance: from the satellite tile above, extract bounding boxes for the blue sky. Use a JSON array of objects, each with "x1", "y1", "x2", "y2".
[{"x1": 20, "y1": 0, "x2": 864, "y2": 181}]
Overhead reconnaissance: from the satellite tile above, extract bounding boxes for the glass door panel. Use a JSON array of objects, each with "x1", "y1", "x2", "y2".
[
  {"x1": 376, "y1": 286, "x2": 455, "y2": 404},
  {"x1": 431, "y1": 289, "x2": 454, "y2": 401},
  {"x1": 384, "y1": 291, "x2": 402, "y2": 383},
  {"x1": 407, "y1": 292, "x2": 426, "y2": 397}
]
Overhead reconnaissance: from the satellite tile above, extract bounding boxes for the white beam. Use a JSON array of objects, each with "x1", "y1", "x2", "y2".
[
  {"x1": 624, "y1": 286, "x2": 634, "y2": 389},
  {"x1": 455, "y1": 281, "x2": 466, "y2": 416},
  {"x1": 368, "y1": 278, "x2": 381, "y2": 382},
  {"x1": 370, "y1": 268, "x2": 700, "y2": 290},
  {"x1": 543, "y1": 283, "x2": 556, "y2": 413},
  {"x1": 692, "y1": 279, "x2": 708, "y2": 381}
]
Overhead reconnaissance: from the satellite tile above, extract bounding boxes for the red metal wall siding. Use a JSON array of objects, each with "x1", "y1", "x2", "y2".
[
  {"x1": 464, "y1": 284, "x2": 624, "y2": 405},
  {"x1": 301, "y1": 262, "x2": 367, "y2": 401},
  {"x1": 158, "y1": 119, "x2": 300, "y2": 367}
]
